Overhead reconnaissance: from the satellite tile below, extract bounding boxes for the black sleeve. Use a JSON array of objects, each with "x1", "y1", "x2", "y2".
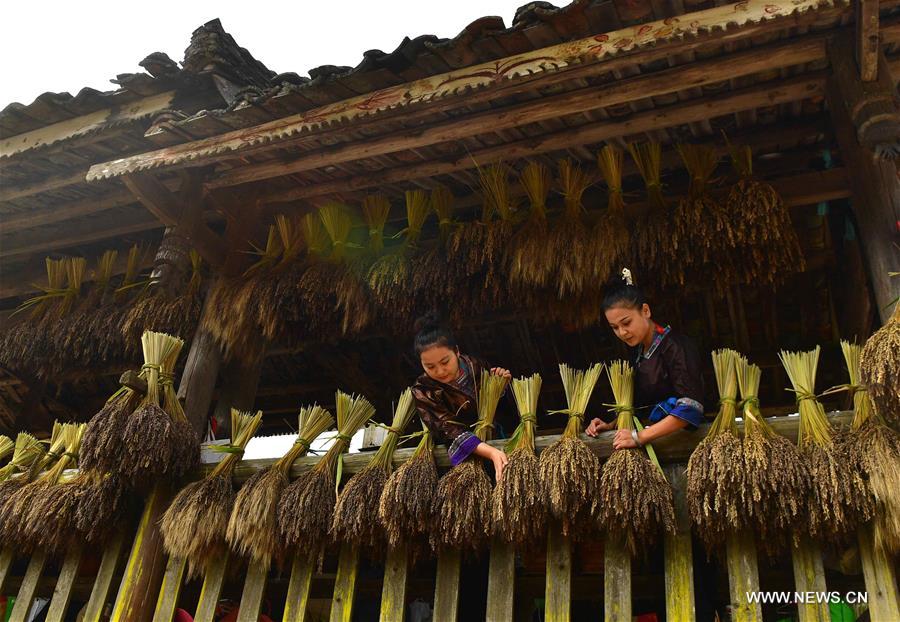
[{"x1": 660, "y1": 333, "x2": 705, "y2": 406}]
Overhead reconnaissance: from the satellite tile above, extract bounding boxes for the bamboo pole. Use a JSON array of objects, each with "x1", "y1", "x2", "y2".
[
  {"x1": 283, "y1": 554, "x2": 315, "y2": 622},
  {"x1": 604, "y1": 537, "x2": 631, "y2": 622},
  {"x1": 545, "y1": 526, "x2": 572, "y2": 622},
  {"x1": 485, "y1": 537, "x2": 515, "y2": 621},
  {"x1": 9, "y1": 550, "x2": 48, "y2": 622},
  {"x1": 790, "y1": 534, "x2": 829, "y2": 622},
  {"x1": 379, "y1": 544, "x2": 409, "y2": 622},
  {"x1": 433, "y1": 550, "x2": 461, "y2": 621},
  {"x1": 44, "y1": 543, "x2": 84, "y2": 622},
  {"x1": 194, "y1": 554, "x2": 230, "y2": 622},
  {"x1": 858, "y1": 526, "x2": 900, "y2": 621},
  {"x1": 725, "y1": 531, "x2": 763, "y2": 622}
]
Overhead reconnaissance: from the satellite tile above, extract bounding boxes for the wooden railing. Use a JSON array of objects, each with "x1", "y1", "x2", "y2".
[{"x1": 2, "y1": 411, "x2": 899, "y2": 622}]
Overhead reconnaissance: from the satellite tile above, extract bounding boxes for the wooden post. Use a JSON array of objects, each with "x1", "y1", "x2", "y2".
[
  {"x1": 858, "y1": 526, "x2": 900, "y2": 621},
  {"x1": 545, "y1": 526, "x2": 571, "y2": 622},
  {"x1": 433, "y1": 550, "x2": 461, "y2": 622},
  {"x1": 664, "y1": 465, "x2": 695, "y2": 622},
  {"x1": 790, "y1": 535, "x2": 829, "y2": 622},
  {"x1": 152, "y1": 557, "x2": 187, "y2": 622},
  {"x1": 9, "y1": 549, "x2": 48, "y2": 622},
  {"x1": 178, "y1": 323, "x2": 222, "y2": 436},
  {"x1": 283, "y1": 554, "x2": 315, "y2": 622},
  {"x1": 83, "y1": 530, "x2": 127, "y2": 622},
  {"x1": 379, "y1": 544, "x2": 408, "y2": 622},
  {"x1": 0, "y1": 548, "x2": 13, "y2": 593},
  {"x1": 827, "y1": 33, "x2": 900, "y2": 323},
  {"x1": 44, "y1": 543, "x2": 84, "y2": 622},
  {"x1": 329, "y1": 544, "x2": 360, "y2": 622},
  {"x1": 111, "y1": 484, "x2": 173, "y2": 622},
  {"x1": 237, "y1": 560, "x2": 269, "y2": 622},
  {"x1": 725, "y1": 531, "x2": 763, "y2": 622},
  {"x1": 604, "y1": 536, "x2": 631, "y2": 622},
  {"x1": 485, "y1": 537, "x2": 515, "y2": 621},
  {"x1": 211, "y1": 352, "x2": 264, "y2": 437},
  {"x1": 194, "y1": 554, "x2": 230, "y2": 622}
]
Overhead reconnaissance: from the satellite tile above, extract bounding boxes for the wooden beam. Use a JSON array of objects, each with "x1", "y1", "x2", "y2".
[
  {"x1": 0, "y1": 169, "x2": 88, "y2": 202},
  {"x1": 856, "y1": 0, "x2": 880, "y2": 82},
  {"x1": 85, "y1": 0, "x2": 844, "y2": 183},
  {"x1": 0, "y1": 91, "x2": 176, "y2": 158},
  {"x1": 827, "y1": 34, "x2": 900, "y2": 323},
  {"x1": 122, "y1": 172, "x2": 227, "y2": 266},
  {"x1": 266, "y1": 74, "x2": 827, "y2": 203},
  {"x1": 1, "y1": 187, "x2": 137, "y2": 233},
  {"x1": 208, "y1": 39, "x2": 825, "y2": 190}
]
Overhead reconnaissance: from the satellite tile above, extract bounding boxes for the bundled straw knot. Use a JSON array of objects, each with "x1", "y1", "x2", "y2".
[
  {"x1": 740, "y1": 396, "x2": 760, "y2": 409},
  {"x1": 46, "y1": 450, "x2": 62, "y2": 460},
  {"x1": 63, "y1": 451, "x2": 79, "y2": 460},
  {"x1": 141, "y1": 363, "x2": 161, "y2": 373},
  {"x1": 336, "y1": 433, "x2": 353, "y2": 442},
  {"x1": 519, "y1": 413, "x2": 537, "y2": 423},
  {"x1": 795, "y1": 391, "x2": 817, "y2": 404},
  {"x1": 718, "y1": 397, "x2": 738, "y2": 407},
  {"x1": 159, "y1": 372, "x2": 175, "y2": 386}
]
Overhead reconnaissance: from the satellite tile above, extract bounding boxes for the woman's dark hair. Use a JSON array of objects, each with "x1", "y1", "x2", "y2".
[
  {"x1": 602, "y1": 282, "x2": 648, "y2": 311},
  {"x1": 413, "y1": 312, "x2": 458, "y2": 355}
]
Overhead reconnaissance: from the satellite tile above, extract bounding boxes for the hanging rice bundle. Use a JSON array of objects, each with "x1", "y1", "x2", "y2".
[
  {"x1": 860, "y1": 302, "x2": 900, "y2": 430},
  {"x1": 840, "y1": 341, "x2": 900, "y2": 554},
  {"x1": 252, "y1": 216, "x2": 308, "y2": 349},
  {"x1": 626, "y1": 143, "x2": 669, "y2": 277},
  {"x1": 0, "y1": 433, "x2": 47, "y2": 515},
  {"x1": 369, "y1": 190, "x2": 431, "y2": 325},
  {"x1": 227, "y1": 405, "x2": 333, "y2": 567},
  {"x1": 332, "y1": 388, "x2": 417, "y2": 551},
  {"x1": 161, "y1": 409, "x2": 262, "y2": 577},
  {"x1": 736, "y1": 356, "x2": 809, "y2": 554},
  {"x1": 539, "y1": 363, "x2": 603, "y2": 538},
  {"x1": 547, "y1": 159, "x2": 595, "y2": 298},
  {"x1": 507, "y1": 161, "x2": 553, "y2": 290},
  {"x1": 686, "y1": 350, "x2": 745, "y2": 551},
  {"x1": 278, "y1": 392, "x2": 374, "y2": 558},
  {"x1": 379, "y1": 425, "x2": 438, "y2": 549},
  {"x1": 119, "y1": 331, "x2": 197, "y2": 484},
  {"x1": 415, "y1": 185, "x2": 464, "y2": 315},
  {"x1": 2, "y1": 423, "x2": 83, "y2": 552},
  {"x1": 492, "y1": 373, "x2": 545, "y2": 546},
  {"x1": 362, "y1": 194, "x2": 391, "y2": 257},
  {"x1": 0, "y1": 436, "x2": 13, "y2": 463},
  {"x1": 779, "y1": 347, "x2": 871, "y2": 543},
  {"x1": 449, "y1": 164, "x2": 516, "y2": 274},
  {"x1": 593, "y1": 145, "x2": 630, "y2": 282},
  {"x1": 432, "y1": 370, "x2": 508, "y2": 554},
  {"x1": 79, "y1": 386, "x2": 140, "y2": 474},
  {"x1": 18, "y1": 424, "x2": 87, "y2": 553},
  {"x1": 122, "y1": 251, "x2": 204, "y2": 346},
  {"x1": 598, "y1": 361, "x2": 675, "y2": 555},
  {"x1": 431, "y1": 185, "x2": 456, "y2": 244},
  {"x1": 724, "y1": 142, "x2": 804, "y2": 286}
]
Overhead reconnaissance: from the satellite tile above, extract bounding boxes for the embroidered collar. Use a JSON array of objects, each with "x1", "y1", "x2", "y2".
[{"x1": 636, "y1": 324, "x2": 671, "y2": 363}]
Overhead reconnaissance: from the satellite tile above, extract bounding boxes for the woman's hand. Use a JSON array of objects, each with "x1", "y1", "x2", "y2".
[
  {"x1": 585, "y1": 418, "x2": 615, "y2": 437},
  {"x1": 490, "y1": 367, "x2": 512, "y2": 380},
  {"x1": 474, "y1": 442, "x2": 509, "y2": 481},
  {"x1": 613, "y1": 428, "x2": 639, "y2": 450}
]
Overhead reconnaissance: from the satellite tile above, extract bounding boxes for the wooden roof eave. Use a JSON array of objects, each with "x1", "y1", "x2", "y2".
[{"x1": 83, "y1": 0, "x2": 850, "y2": 184}]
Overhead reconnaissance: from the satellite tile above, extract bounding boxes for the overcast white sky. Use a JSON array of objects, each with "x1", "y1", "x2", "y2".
[{"x1": 1, "y1": 0, "x2": 521, "y2": 107}]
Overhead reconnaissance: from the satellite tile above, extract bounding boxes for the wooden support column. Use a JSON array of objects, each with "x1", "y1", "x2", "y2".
[
  {"x1": 237, "y1": 561, "x2": 269, "y2": 622},
  {"x1": 485, "y1": 537, "x2": 515, "y2": 621},
  {"x1": 664, "y1": 465, "x2": 695, "y2": 622},
  {"x1": 858, "y1": 526, "x2": 900, "y2": 621},
  {"x1": 433, "y1": 550, "x2": 461, "y2": 621},
  {"x1": 827, "y1": 33, "x2": 900, "y2": 323},
  {"x1": 83, "y1": 530, "x2": 128, "y2": 622},
  {"x1": 212, "y1": 351, "x2": 264, "y2": 437},
  {"x1": 0, "y1": 548, "x2": 14, "y2": 593},
  {"x1": 329, "y1": 544, "x2": 360, "y2": 622},
  {"x1": 9, "y1": 550, "x2": 48, "y2": 622},
  {"x1": 856, "y1": 0, "x2": 879, "y2": 82},
  {"x1": 725, "y1": 532, "x2": 762, "y2": 622},
  {"x1": 790, "y1": 535, "x2": 829, "y2": 622},
  {"x1": 45, "y1": 543, "x2": 84, "y2": 622},
  {"x1": 283, "y1": 555, "x2": 315, "y2": 622},
  {"x1": 194, "y1": 555, "x2": 230, "y2": 622},
  {"x1": 604, "y1": 537, "x2": 631, "y2": 622},
  {"x1": 545, "y1": 526, "x2": 572, "y2": 622},
  {"x1": 152, "y1": 557, "x2": 187, "y2": 621},
  {"x1": 178, "y1": 318, "x2": 223, "y2": 436},
  {"x1": 379, "y1": 544, "x2": 409, "y2": 622}
]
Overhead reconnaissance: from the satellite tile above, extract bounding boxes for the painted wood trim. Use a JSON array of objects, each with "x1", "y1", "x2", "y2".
[
  {"x1": 433, "y1": 550, "x2": 461, "y2": 622},
  {"x1": 485, "y1": 537, "x2": 515, "y2": 622},
  {"x1": 790, "y1": 535, "x2": 829, "y2": 622},
  {"x1": 329, "y1": 544, "x2": 360, "y2": 622},
  {"x1": 604, "y1": 537, "x2": 631, "y2": 622},
  {"x1": 725, "y1": 531, "x2": 763, "y2": 622},
  {"x1": 283, "y1": 554, "x2": 315, "y2": 622},
  {"x1": 194, "y1": 554, "x2": 229, "y2": 622},
  {"x1": 545, "y1": 527, "x2": 572, "y2": 622}
]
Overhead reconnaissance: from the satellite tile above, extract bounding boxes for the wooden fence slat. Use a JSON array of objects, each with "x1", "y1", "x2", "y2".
[
  {"x1": 44, "y1": 543, "x2": 84, "y2": 622},
  {"x1": 379, "y1": 544, "x2": 408, "y2": 622},
  {"x1": 329, "y1": 544, "x2": 360, "y2": 622},
  {"x1": 194, "y1": 554, "x2": 229, "y2": 622},
  {"x1": 604, "y1": 536, "x2": 631, "y2": 622},
  {"x1": 725, "y1": 531, "x2": 762, "y2": 622},
  {"x1": 433, "y1": 550, "x2": 461, "y2": 622},
  {"x1": 283, "y1": 554, "x2": 315, "y2": 622},
  {"x1": 9, "y1": 549, "x2": 48, "y2": 622},
  {"x1": 83, "y1": 530, "x2": 127, "y2": 622},
  {"x1": 664, "y1": 464, "x2": 695, "y2": 622},
  {"x1": 791, "y1": 534, "x2": 829, "y2": 622},
  {"x1": 152, "y1": 557, "x2": 186, "y2": 622},
  {"x1": 858, "y1": 526, "x2": 900, "y2": 622},
  {"x1": 485, "y1": 537, "x2": 515, "y2": 621},
  {"x1": 0, "y1": 548, "x2": 14, "y2": 593},
  {"x1": 237, "y1": 560, "x2": 269, "y2": 622},
  {"x1": 545, "y1": 527, "x2": 571, "y2": 622}
]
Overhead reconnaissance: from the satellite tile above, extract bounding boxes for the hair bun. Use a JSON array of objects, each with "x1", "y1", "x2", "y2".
[{"x1": 413, "y1": 310, "x2": 443, "y2": 334}]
